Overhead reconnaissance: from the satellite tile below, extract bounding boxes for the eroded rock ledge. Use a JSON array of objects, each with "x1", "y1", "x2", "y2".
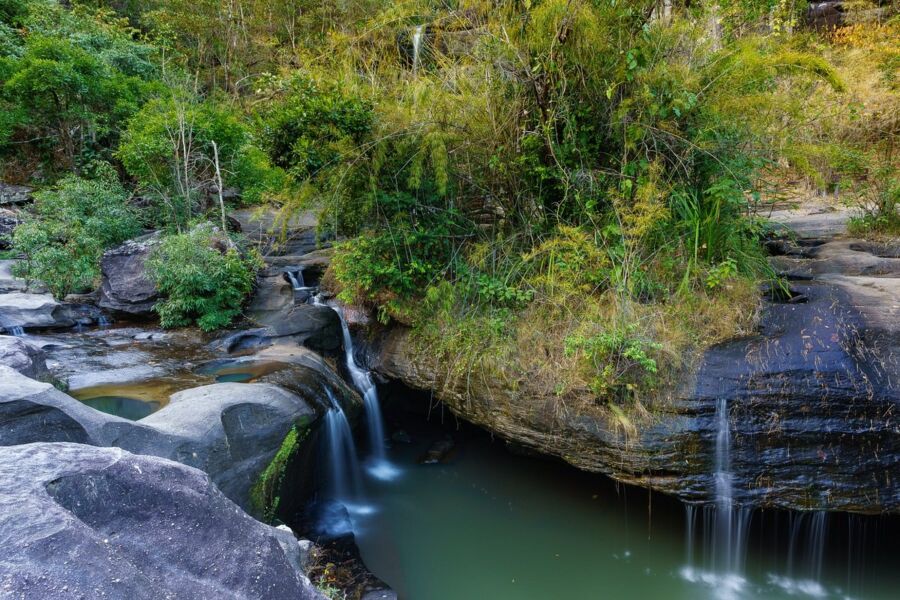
[{"x1": 366, "y1": 236, "x2": 899, "y2": 514}]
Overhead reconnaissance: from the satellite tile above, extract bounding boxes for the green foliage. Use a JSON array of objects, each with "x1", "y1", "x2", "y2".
[
  {"x1": 330, "y1": 190, "x2": 469, "y2": 323},
  {"x1": 12, "y1": 162, "x2": 139, "y2": 298},
  {"x1": 0, "y1": 1, "x2": 158, "y2": 170},
  {"x1": 257, "y1": 75, "x2": 373, "y2": 182},
  {"x1": 564, "y1": 326, "x2": 662, "y2": 401},
  {"x1": 249, "y1": 420, "x2": 309, "y2": 522},
  {"x1": 119, "y1": 92, "x2": 282, "y2": 229},
  {"x1": 146, "y1": 223, "x2": 261, "y2": 331}
]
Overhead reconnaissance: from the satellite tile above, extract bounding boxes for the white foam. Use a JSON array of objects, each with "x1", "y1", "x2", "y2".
[
  {"x1": 766, "y1": 574, "x2": 828, "y2": 598},
  {"x1": 681, "y1": 566, "x2": 747, "y2": 600},
  {"x1": 366, "y1": 458, "x2": 401, "y2": 481}
]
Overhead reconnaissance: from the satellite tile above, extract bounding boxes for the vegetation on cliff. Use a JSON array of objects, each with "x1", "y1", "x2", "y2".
[{"x1": 0, "y1": 0, "x2": 897, "y2": 412}]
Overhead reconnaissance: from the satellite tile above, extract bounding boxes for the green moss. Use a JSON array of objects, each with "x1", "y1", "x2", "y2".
[{"x1": 250, "y1": 418, "x2": 311, "y2": 522}]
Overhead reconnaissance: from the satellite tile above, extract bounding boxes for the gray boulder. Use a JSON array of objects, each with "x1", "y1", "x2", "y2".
[
  {"x1": 0, "y1": 365, "x2": 132, "y2": 446},
  {"x1": 98, "y1": 237, "x2": 160, "y2": 316},
  {"x1": 0, "y1": 292, "x2": 74, "y2": 331},
  {"x1": 220, "y1": 303, "x2": 342, "y2": 353},
  {"x1": 0, "y1": 442, "x2": 323, "y2": 600},
  {"x1": 117, "y1": 382, "x2": 320, "y2": 510},
  {"x1": 0, "y1": 335, "x2": 48, "y2": 379}
]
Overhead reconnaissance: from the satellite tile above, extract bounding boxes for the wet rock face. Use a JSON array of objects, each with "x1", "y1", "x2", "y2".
[
  {"x1": 98, "y1": 237, "x2": 160, "y2": 316},
  {"x1": 0, "y1": 443, "x2": 323, "y2": 600},
  {"x1": 369, "y1": 234, "x2": 900, "y2": 514}
]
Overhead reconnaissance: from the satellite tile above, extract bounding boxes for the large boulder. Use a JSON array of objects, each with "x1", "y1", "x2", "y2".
[
  {"x1": 0, "y1": 292, "x2": 74, "y2": 331},
  {"x1": 220, "y1": 303, "x2": 342, "y2": 353},
  {"x1": 0, "y1": 443, "x2": 323, "y2": 600},
  {"x1": 98, "y1": 237, "x2": 160, "y2": 316},
  {"x1": 0, "y1": 365, "x2": 132, "y2": 446},
  {"x1": 117, "y1": 382, "x2": 321, "y2": 511},
  {"x1": 0, "y1": 335, "x2": 48, "y2": 379}
]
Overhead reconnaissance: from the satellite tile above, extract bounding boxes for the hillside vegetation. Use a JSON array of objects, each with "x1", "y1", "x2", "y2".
[{"x1": 0, "y1": 1, "x2": 897, "y2": 410}]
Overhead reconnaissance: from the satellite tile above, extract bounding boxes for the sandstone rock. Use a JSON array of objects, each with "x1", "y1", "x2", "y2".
[
  {"x1": 117, "y1": 382, "x2": 320, "y2": 510},
  {"x1": 98, "y1": 237, "x2": 160, "y2": 316},
  {"x1": 0, "y1": 292, "x2": 75, "y2": 331},
  {"x1": 0, "y1": 442, "x2": 324, "y2": 600},
  {"x1": 0, "y1": 365, "x2": 131, "y2": 446},
  {"x1": 0, "y1": 335, "x2": 48, "y2": 379}
]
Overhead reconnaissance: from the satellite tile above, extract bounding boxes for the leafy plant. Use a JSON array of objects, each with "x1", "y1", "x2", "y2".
[
  {"x1": 565, "y1": 326, "x2": 662, "y2": 402},
  {"x1": 146, "y1": 223, "x2": 261, "y2": 331},
  {"x1": 12, "y1": 163, "x2": 140, "y2": 298}
]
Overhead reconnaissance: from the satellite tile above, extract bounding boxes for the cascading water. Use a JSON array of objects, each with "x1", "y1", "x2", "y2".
[
  {"x1": 412, "y1": 25, "x2": 424, "y2": 74},
  {"x1": 286, "y1": 269, "x2": 304, "y2": 291},
  {"x1": 0, "y1": 315, "x2": 24, "y2": 337},
  {"x1": 322, "y1": 387, "x2": 363, "y2": 500},
  {"x1": 316, "y1": 294, "x2": 398, "y2": 480}
]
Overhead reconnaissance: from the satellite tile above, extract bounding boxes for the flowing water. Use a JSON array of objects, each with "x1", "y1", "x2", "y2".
[
  {"x1": 347, "y1": 397, "x2": 900, "y2": 600},
  {"x1": 412, "y1": 25, "x2": 424, "y2": 73},
  {"x1": 322, "y1": 387, "x2": 363, "y2": 501},
  {"x1": 321, "y1": 298, "x2": 398, "y2": 480}
]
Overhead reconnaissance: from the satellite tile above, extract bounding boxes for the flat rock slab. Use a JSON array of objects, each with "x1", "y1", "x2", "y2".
[
  {"x1": 0, "y1": 292, "x2": 73, "y2": 331},
  {"x1": 0, "y1": 442, "x2": 323, "y2": 600}
]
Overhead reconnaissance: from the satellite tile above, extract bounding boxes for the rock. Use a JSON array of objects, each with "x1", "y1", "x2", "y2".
[
  {"x1": 0, "y1": 365, "x2": 131, "y2": 446},
  {"x1": 98, "y1": 237, "x2": 160, "y2": 316},
  {"x1": 247, "y1": 271, "x2": 295, "y2": 324},
  {"x1": 117, "y1": 382, "x2": 320, "y2": 511},
  {"x1": 0, "y1": 211, "x2": 18, "y2": 250},
  {"x1": 807, "y1": 1, "x2": 844, "y2": 30},
  {"x1": 0, "y1": 182, "x2": 32, "y2": 206},
  {"x1": 220, "y1": 304, "x2": 342, "y2": 353},
  {"x1": 0, "y1": 442, "x2": 324, "y2": 600},
  {"x1": 418, "y1": 435, "x2": 455, "y2": 464},
  {"x1": 369, "y1": 271, "x2": 900, "y2": 513},
  {"x1": 0, "y1": 335, "x2": 48, "y2": 379},
  {"x1": 0, "y1": 292, "x2": 74, "y2": 331}
]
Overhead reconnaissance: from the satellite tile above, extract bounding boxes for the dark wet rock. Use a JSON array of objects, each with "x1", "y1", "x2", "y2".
[
  {"x1": 0, "y1": 442, "x2": 324, "y2": 600},
  {"x1": 0, "y1": 292, "x2": 75, "y2": 331},
  {"x1": 418, "y1": 435, "x2": 456, "y2": 464},
  {"x1": 247, "y1": 271, "x2": 295, "y2": 324},
  {"x1": 0, "y1": 335, "x2": 48, "y2": 379},
  {"x1": 117, "y1": 382, "x2": 320, "y2": 511},
  {"x1": 98, "y1": 237, "x2": 160, "y2": 316},
  {"x1": 218, "y1": 304, "x2": 342, "y2": 353},
  {"x1": 807, "y1": 1, "x2": 845, "y2": 30}
]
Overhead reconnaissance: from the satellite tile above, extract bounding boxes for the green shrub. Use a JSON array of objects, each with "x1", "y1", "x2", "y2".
[
  {"x1": 146, "y1": 223, "x2": 261, "y2": 331},
  {"x1": 565, "y1": 326, "x2": 662, "y2": 402},
  {"x1": 12, "y1": 163, "x2": 140, "y2": 298}
]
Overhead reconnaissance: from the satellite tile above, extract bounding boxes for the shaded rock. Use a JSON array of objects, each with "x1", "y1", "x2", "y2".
[
  {"x1": 0, "y1": 335, "x2": 48, "y2": 379},
  {"x1": 369, "y1": 274, "x2": 900, "y2": 513},
  {"x1": 418, "y1": 435, "x2": 455, "y2": 464},
  {"x1": 0, "y1": 292, "x2": 74, "y2": 331},
  {"x1": 0, "y1": 442, "x2": 323, "y2": 600},
  {"x1": 218, "y1": 304, "x2": 342, "y2": 353},
  {"x1": 98, "y1": 237, "x2": 160, "y2": 316},
  {"x1": 117, "y1": 382, "x2": 320, "y2": 511},
  {"x1": 0, "y1": 212, "x2": 18, "y2": 250}
]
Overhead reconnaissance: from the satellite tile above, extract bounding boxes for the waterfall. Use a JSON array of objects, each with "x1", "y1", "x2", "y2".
[
  {"x1": 286, "y1": 269, "x2": 305, "y2": 291},
  {"x1": 318, "y1": 295, "x2": 398, "y2": 480},
  {"x1": 322, "y1": 388, "x2": 363, "y2": 500},
  {"x1": 98, "y1": 314, "x2": 112, "y2": 328},
  {"x1": 412, "y1": 25, "x2": 424, "y2": 74},
  {"x1": 0, "y1": 315, "x2": 24, "y2": 337}
]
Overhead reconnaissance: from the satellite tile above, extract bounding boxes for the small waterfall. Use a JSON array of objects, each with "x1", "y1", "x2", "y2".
[
  {"x1": 0, "y1": 315, "x2": 24, "y2": 337},
  {"x1": 98, "y1": 314, "x2": 112, "y2": 328},
  {"x1": 317, "y1": 295, "x2": 398, "y2": 480},
  {"x1": 412, "y1": 25, "x2": 424, "y2": 73},
  {"x1": 322, "y1": 388, "x2": 363, "y2": 500},
  {"x1": 286, "y1": 269, "x2": 305, "y2": 291}
]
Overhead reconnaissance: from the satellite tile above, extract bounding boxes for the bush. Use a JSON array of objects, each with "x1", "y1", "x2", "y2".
[
  {"x1": 146, "y1": 223, "x2": 261, "y2": 331},
  {"x1": 12, "y1": 163, "x2": 140, "y2": 298}
]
